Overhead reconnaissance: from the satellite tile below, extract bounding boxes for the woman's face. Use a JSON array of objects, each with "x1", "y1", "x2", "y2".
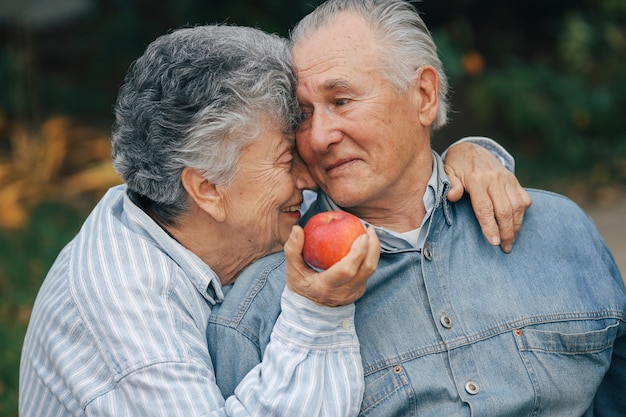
[{"x1": 219, "y1": 117, "x2": 315, "y2": 266}]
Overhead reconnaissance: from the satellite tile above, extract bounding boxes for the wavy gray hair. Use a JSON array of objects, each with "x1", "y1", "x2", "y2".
[
  {"x1": 112, "y1": 25, "x2": 299, "y2": 224},
  {"x1": 290, "y1": 0, "x2": 449, "y2": 130}
]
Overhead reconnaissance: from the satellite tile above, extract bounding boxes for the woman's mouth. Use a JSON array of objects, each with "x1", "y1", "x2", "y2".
[{"x1": 282, "y1": 204, "x2": 302, "y2": 219}]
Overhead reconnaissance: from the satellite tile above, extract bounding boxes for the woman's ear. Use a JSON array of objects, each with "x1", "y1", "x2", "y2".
[
  {"x1": 181, "y1": 167, "x2": 227, "y2": 222},
  {"x1": 414, "y1": 65, "x2": 439, "y2": 127}
]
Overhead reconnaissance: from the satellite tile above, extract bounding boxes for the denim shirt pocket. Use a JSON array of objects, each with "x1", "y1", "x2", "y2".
[
  {"x1": 513, "y1": 318, "x2": 620, "y2": 414},
  {"x1": 360, "y1": 365, "x2": 416, "y2": 416}
]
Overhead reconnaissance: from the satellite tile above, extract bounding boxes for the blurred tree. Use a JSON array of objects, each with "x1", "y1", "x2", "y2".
[{"x1": 422, "y1": 0, "x2": 626, "y2": 188}]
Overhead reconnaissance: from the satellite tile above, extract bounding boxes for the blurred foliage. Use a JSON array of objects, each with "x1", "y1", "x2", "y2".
[
  {"x1": 0, "y1": 0, "x2": 625, "y2": 415},
  {"x1": 0, "y1": 0, "x2": 324, "y2": 121},
  {"x1": 472, "y1": 9, "x2": 626, "y2": 188},
  {"x1": 0, "y1": 115, "x2": 120, "y2": 415},
  {"x1": 0, "y1": 202, "x2": 84, "y2": 416},
  {"x1": 429, "y1": 0, "x2": 626, "y2": 194},
  {"x1": 0, "y1": 115, "x2": 121, "y2": 229}
]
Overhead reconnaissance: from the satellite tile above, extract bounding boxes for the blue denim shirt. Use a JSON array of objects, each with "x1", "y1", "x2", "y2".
[{"x1": 208, "y1": 153, "x2": 626, "y2": 416}]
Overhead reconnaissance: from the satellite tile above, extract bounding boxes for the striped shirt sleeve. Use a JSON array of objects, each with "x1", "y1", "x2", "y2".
[{"x1": 227, "y1": 288, "x2": 363, "y2": 417}]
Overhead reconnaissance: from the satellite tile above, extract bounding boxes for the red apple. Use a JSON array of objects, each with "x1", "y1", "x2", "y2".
[{"x1": 303, "y1": 210, "x2": 366, "y2": 270}]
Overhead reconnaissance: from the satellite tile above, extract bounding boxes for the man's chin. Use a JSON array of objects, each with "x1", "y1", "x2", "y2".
[{"x1": 325, "y1": 187, "x2": 363, "y2": 209}]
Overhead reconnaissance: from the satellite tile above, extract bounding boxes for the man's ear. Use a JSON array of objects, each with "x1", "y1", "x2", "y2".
[
  {"x1": 414, "y1": 65, "x2": 439, "y2": 126},
  {"x1": 181, "y1": 167, "x2": 227, "y2": 222}
]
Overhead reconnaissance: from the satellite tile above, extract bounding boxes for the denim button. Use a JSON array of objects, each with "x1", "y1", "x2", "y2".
[
  {"x1": 465, "y1": 380, "x2": 479, "y2": 395},
  {"x1": 423, "y1": 243, "x2": 433, "y2": 260},
  {"x1": 440, "y1": 313, "x2": 452, "y2": 328}
]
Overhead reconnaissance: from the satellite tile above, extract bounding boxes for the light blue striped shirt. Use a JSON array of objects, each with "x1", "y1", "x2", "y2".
[{"x1": 19, "y1": 185, "x2": 363, "y2": 417}]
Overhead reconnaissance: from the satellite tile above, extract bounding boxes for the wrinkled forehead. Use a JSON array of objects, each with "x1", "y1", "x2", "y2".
[
  {"x1": 293, "y1": 15, "x2": 385, "y2": 90},
  {"x1": 292, "y1": 12, "x2": 379, "y2": 67}
]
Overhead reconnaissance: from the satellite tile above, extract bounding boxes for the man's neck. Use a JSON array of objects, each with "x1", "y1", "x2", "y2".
[
  {"x1": 341, "y1": 153, "x2": 436, "y2": 233},
  {"x1": 346, "y1": 191, "x2": 427, "y2": 233}
]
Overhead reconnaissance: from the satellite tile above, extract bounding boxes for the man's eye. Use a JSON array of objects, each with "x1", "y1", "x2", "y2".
[
  {"x1": 336, "y1": 98, "x2": 349, "y2": 106},
  {"x1": 299, "y1": 110, "x2": 312, "y2": 121}
]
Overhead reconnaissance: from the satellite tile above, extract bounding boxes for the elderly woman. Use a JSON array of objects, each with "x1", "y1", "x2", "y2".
[
  {"x1": 19, "y1": 24, "x2": 379, "y2": 417},
  {"x1": 20, "y1": 24, "x2": 525, "y2": 417}
]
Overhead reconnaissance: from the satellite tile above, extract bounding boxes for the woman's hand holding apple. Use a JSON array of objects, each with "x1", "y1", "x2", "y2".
[{"x1": 284, "y1": 211, "x2": 380, "y2": 307}]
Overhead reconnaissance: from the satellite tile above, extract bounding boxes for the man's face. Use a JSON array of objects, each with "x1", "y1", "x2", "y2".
[{"x1": 293, "y1": 12, "x2": 432, "y2": 216}]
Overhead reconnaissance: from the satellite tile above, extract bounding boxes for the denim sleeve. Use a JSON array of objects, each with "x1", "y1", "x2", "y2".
[
  {"x1": 593, "y1": 240, "x2": 626, "y2": 416},
  {"x1": 208, "y1": 321, "x2": 263, "y2": 399},
  {"x1": 594, "y1": 324, "x2": 626, "y2": 416},
  {"x1": 441, "y1": 136, "x2": 515, "y2": 172}
]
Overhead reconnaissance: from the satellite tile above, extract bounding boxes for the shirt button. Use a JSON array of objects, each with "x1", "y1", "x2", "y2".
[
  {"x1": 423, "y1": 243, "x2": 433, "y2": 260},
  {"x1": 465, "y1": 380, "x2": 480, "y2": 395},
  {"x1": 342, "y1": 319, "x2": 351, "y2": 330},
  {"x1": 440, "y1": 313, "x2": 452, "y2": 329}
]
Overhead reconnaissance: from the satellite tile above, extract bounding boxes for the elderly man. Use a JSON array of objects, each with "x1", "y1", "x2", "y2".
[{"x1": 207, "y1": 1, "x2": 626, "y2": 416}]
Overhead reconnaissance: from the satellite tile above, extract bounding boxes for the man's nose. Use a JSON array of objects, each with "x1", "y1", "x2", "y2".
[{"x1": 306, "y1": 108, "x2": 343, "y2": 153}]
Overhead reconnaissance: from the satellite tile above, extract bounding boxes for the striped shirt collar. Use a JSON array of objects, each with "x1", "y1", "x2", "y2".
[{"x1": 122, "y1": 187, "x2": 224, "y2": 304}]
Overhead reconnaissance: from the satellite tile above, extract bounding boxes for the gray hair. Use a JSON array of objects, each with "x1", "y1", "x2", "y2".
[
  {"x1": 111, "y1": 25, "x2": 299, "y2": 224},
  {"x1": 291, "y1": 0, "x2": 449, "y2": 129}
]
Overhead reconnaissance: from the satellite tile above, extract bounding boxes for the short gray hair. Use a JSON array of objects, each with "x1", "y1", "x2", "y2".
[
  {"x1": 291, "y1": 0, "x2": 449, "y2": 129},
  {"x1": 112, "y1": 25, "x2": 299, "y2": 224}
]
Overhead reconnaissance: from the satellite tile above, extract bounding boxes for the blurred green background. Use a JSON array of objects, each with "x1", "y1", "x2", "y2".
[{"x1": 1, "y1": 0, "x2": 625, "y2": 415}]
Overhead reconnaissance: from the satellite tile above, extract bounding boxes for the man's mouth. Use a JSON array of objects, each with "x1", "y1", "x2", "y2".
[{"x1": 326, "y1": 157, "x2": 356, "y2": 173}]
